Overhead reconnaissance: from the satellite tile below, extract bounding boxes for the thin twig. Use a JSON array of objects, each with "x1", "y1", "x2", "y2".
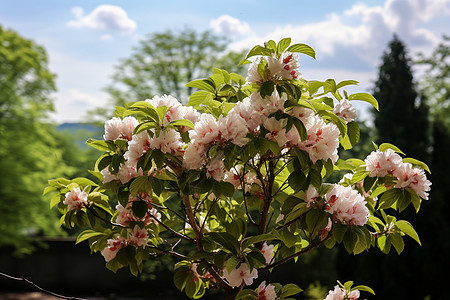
[
  {"x1": 0, "y1": 272, "x2": 86, "y2": 300},
  {"x1": 147, "y1": 209, "x2": 196, "y2": 243},
  {"x1": 85, "y1": 205, "x2": 127, "y2": 228}
]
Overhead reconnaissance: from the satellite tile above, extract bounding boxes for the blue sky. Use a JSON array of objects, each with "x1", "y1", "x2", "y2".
[{"x1": 1, "y1": 0, "x2": 449, "y2": 123}]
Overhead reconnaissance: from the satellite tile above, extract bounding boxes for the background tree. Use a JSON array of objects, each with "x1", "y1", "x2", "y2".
[
  {"x1": 0, "y1": 25, "x2": 85, "y2": 254},
  {"x1": 336, "y1": 35, "x2": 432, "y2": 299},
  {"x1": 104, "y1": 28, "x2": 247, "y2": 111}
]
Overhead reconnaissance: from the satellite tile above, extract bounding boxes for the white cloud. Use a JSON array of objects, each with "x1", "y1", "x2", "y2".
[
  {"x1": 210, "y1": 14, "x2": 250, "y2": 36},
  {"x1": 67, "y1": 5, "x2": 137, "y2": 35},
  {"x1": 50, "y1": 89, "x2": 108, "y2": 123},
  {"x1": 230, "y1": 0, "x2": 448, "y2": 69}
]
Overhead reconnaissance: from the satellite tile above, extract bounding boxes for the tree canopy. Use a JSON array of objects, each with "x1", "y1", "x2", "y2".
[{"x1": 104, "y1": 28, "x2": 247, "y2": 111}]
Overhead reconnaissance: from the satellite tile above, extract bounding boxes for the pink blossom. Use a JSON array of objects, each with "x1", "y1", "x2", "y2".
[
  {"x1": 261, "y1": 242, "x2": 274, "y2": 265},
  {"x1": 325, "y1": 184, "x2": 369, "y2": 226},
  {"x1": 263, "y1": 117, "x2": 288, "y2": 147},
  {"x1": 334, "y1": 99, "x2": 357, "y2": 122},
  {"x1": 228, "y1": 97, "x2": 266, "y2": 132},
  {"x1": 124, "y1": 131, "x2": 152, "y2": 167},
  {"x1": 189, "y1": 114, "x2": 220, "y2": 145},
  {"x1": 104, "y1": 116, "x2": 138, "y2": 141},
  {"x1": 267, "y1": 52, "x2": 300, "y2": 80},
  {"x1": 297, "y1": 115, "x2": 340, "y2": 163},
  {"x1": 364, "y1": 149, "x2": 403, "y2": 177},
  {"x1": 116, "y1": 162, "x2": 143, "y2": 184},
  {"x1": 287, "y1": 106, "x2": 314, "y2": 121},
  {"x1": 183, "y1": 142, "x2": 207, "y2": 169},
  {"x1": 246, "y1": 57, "x2": 264, "y2": 83},
  {"x1": 206, "y1": 154, "x2": 226, "y2": 181},
  {"x1": 101, "y1": 236, "x2": 126, "y2": 262},
  {"x1": 224, "y1": 165, "x2": 257, "y2": 192},
  {"x1": 116, "y1": 195, "x2": 161, "y2": 226},
  {"x1": 325, "y1": 285, "x2": 360, "y2": 300},
  {"x1": 305, "y1": 185, "x2": 320, "y2": 207},
  {"x1": 63, "y1": 187, "x2": 88, "y2": 211},
  {"x1": 393, "y1": 163, "x2": 431, "y2": 200},
  {"x1": 222, "y1": 263, "x2": 258, "y2": 287},
  {"x1": 218, "y1": 114, "x2": 250, "y2": 147},
  {"x1": 151, "y1": 129, "x2": 184, "y2": 155},
  {"x1": 127, "y1": 225, "x2": 148, "y2": 247},
  {"x1": 257, "y1": 281, "x2": 277, "y2": 300}
]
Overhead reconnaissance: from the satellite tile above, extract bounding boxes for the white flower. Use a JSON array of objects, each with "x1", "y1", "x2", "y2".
[
  {"x1": 246, "y1": 57, "x2": 263, "y2": 83},
  {"x1": 393, "y1": 163, "x2": 432, "y2": 200},
  {"x1": 325, "y1": 184, "x2": 369, "y2": 226},
  {"x1": 127, "y1": 225, "x2": 148, "y2": 247},
  {"x1": 305, "y1": 185, "x2": 320, "y2": 207},
  {"x1": 189, "y1": 114, "x2": 220, "y2": 145},
  {"x1": 183, "y1": 142, "x2": 207, "y2": 170},
  {"x1": 63, "y1": 187, "x2": 88, "y2": 211},
  {"x1": 218, "y1": 114, "x2": 249, "y2": 147},
  {"x1": 104, "y1": 116, "x2": 138, "y2": 141},
  {"x1": 267, "y1": 51, "x2": 300, "y2": 80},
  {"x1": 222, "y1": 263, "x2": 258, "y2": 287},
  {"x1": 261, "y1": 242, "x2": 274, "y2": 265},
  {"x1": 206, "y1": 154, "x2": 226, "y2": 181},
  {"x1": 257, "y1": 281, "x2": 277, "y2": 300},
  {"x1": 124, "y1": 131, "x2": 151, "y2": 167},
  {"x1": 263, "y1": 117, "x2": 288, "y2": 147},
  {"x1": 101, "y1": 236, "x2": 126, "y2": 262},
  {"x1": 364, "y1": 149, "x2": 403, "y2": 177},
  {"x1": 325, "y1": 285, "x2": 360, "y2": 300},
  {"x1": 151, "y1": 129, "x2": 184, "y2": 155},
  {"x1": 334, "y1": 99, "x2": 357, "y2": 122},
  {"x1": 297, "y1": 115, "x2": 340, "y2": 163}
]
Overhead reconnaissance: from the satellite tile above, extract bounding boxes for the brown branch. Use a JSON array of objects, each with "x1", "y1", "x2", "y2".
[
  {"x1": 147, "y1": 245, "x2": 187, "y2": 260},
  {"x1": 184, "y1": 195, "x2": 203, "y2": 250},
  {"x1": 241, "y1": 163, "x2": 257, "y2": 226},
  {"x1": 85, "y1": 205, "x2": 127, "y2": 228},
  {"x1": 147, "y1": 209, "x2": 196, "y2": 243},
  {"x1": 0, "y1": 272, "x2": 86, "y2": 300}
]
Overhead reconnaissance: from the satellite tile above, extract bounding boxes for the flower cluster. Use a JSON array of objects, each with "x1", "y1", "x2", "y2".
[
  {"x1": 325, "y1": 184, "x2": 369, "y2": 226},
  {"x1": 100, "y1": 224, "x2": 148, "y2": 262},
  {"x1": 63, "y1": 187, "x2": 88, "y2": 211},
  {"x1": 222, "y1": 263, "x2": 258, "y2": 288},
  {"x1": 257, "y1": 281, "x2": 277, "y2": 300},
  {"x1": 364, "y1": 149, "x2": 431, "y2": 200},
  {"x1": 325, "y1": 285, "x2": 360, "y2": 300}
]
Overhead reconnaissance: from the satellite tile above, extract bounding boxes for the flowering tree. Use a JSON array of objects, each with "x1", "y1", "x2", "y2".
[{"x1": 45, "y1": 38, "x2": 431, "y2": 300}]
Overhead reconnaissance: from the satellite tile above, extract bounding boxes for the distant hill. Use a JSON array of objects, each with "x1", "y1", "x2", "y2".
[
  {"x1": 57, "y1": 123, "x2": 103, "y2": 148},
  {"x1": 57, "y1": 122, "x2": 102, "y2": 133}
]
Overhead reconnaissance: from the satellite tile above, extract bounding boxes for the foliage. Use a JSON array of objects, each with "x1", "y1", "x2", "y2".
[
  {"x1": 104, "y1": 28, "x2": 247, "y2": 113},
  {"x1": 0, "y1": 25, "x2": 82, "y2": 254},
  {"x1": 47, "y1": 38, "x2": 431, "y2": 299},
  {"x1": 417, "y1": 35, "x2": 450, "y2": 128}
]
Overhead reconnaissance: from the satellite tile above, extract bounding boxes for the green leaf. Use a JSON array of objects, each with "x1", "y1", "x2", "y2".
[
  {"x1": 260, "y1": 81, "x2": 275, "y2": 98},
  {"x1": 208, "y1": 232, "x2": 240, "y2": 255},
  {"x1": 242, "y1": 45, "x2": 274, "y2": 61},
  {"x1": 76, "y1": 230, "x2": 105, "y2": 245},
  {"x1": 288, "y1": 170, "x2": 307, "y2": 192},
  {"x1": 352, "y1": 285, "x2": 375, "y2": 295},
  {"x1": 395, "y1": 220, "x2": 421, "y2": 245},
  {"x1": 402, "y1": 158, "x2": 431, "y2": 173},
  {"x1": 185, "y1": 78, "x2": 216, "y2": 93},
  {"x1": 173, "y1": 267, "x2": 189, "y2": 291},
  {"x1": 132, "y1": 201, "x2": 148, "y2": 219},
  {"x1": 225, "y1": 255, "x2": 241, "y2": 273},
  {"x1": 292, "y1": 117, "x2": 307, "y2": 141},
  {"x1": 281, "y1": 283, "x2": 303, "y2": 297},
  {"x1": 277, "y1": 37, "x2": 292, "y2": 54},
  {"x1": 390, "y1": 233, "x2": 405, "y2": 254},
  {"x1": 241, "y1": 233, "x2": 276, "y2": 250},
  {"x1": 378, "y1": 188, "x2": 402, "y2": 209},
  {"x1": 348, "y1": 92, "x2": 379, "y2": 111},
  {"x1": 130, "y1": 176, "x2": 152, "y2": 196},
  {"x1": 188, "y1": 90, "x2": 214, "y2": 107},
  {"x1": 236, "y1": 289, "x2": 258, "y2": 300},
  {"x1": 379, "y1": 143, "x2": 405, "y2": 155},
  {"x1": 86, "y1": 139, "x2": 111, "y2": 152},
  {"x1": 287, "y1": 43, "x2": 316, "y2": 59},
  {"x1": 336, "y1": 80, "x2": 359, "y2": 89}
]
